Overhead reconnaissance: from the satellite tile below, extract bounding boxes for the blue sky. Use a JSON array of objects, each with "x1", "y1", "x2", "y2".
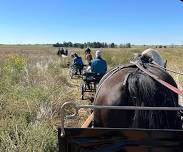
[{"x1": 0, "y1": 0, "x2": 183, "y2": 44}]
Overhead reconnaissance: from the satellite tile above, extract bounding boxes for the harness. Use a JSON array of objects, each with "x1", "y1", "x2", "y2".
[
  {"x1": 94, "y1": 64, "x2": 135, "y2": 103},
  {"x1": 130, "y1": 58, "x2": 183, "y2": 97}
]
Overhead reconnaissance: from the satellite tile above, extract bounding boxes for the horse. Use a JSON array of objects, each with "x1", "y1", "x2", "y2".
[
  {"x1": 57, "y1": 48, "x2": 68, "y2": 57},
  {"x1": 93, "y1": 51, "x2": 182, "y2": 129}
]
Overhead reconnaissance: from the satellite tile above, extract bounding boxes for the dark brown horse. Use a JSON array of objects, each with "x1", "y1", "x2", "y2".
[{"x1": 94, "y1": 56, "x2": 182, "y2": 129}]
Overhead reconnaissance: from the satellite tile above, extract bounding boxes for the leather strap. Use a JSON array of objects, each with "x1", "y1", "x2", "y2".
[{"x1": 130, "y1": 60, "x2": 183, "y2": 97}]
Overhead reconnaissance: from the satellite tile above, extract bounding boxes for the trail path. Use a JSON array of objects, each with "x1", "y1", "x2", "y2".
[{"x1": 59, "y1": 67, "x2": 93, "y2": 128}]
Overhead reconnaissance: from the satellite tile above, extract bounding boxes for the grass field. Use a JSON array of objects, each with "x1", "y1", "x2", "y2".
[{"x1": 0, "y1": 45, "x2": 183, "y2": 151}]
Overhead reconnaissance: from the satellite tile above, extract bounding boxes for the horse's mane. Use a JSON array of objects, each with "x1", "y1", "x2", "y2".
[{"x1": 127, "y1": 65, "x2": 182, "y2": 129}]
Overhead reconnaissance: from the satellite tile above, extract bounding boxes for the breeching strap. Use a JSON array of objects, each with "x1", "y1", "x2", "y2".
[{"x1": 130, "y1": 61, "x2": 183, "y2": 97}]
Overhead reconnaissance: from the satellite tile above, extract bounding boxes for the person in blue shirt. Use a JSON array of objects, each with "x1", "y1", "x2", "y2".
[
  {"x1": 82, "y1": 50, "x2": 107, "y2": 89},
  {"x1": 91, "y1": 50, "x2": 107, "y2": 77},
  {"x1": 73, "y1": 53, "x2": 84, "y2": 74}
]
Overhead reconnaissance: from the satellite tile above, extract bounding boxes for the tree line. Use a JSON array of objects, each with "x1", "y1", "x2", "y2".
[{"x1": 53, "y1": 42, "x2": 131, "y2": 48}]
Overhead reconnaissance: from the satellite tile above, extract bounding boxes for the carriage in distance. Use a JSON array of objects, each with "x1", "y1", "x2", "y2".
[
  {"x1": 80, "y1": 70, "x2": 103, "y2": 100},
  {"x1": 69, "y1": 53, "x2": 84, "y2": 79}
]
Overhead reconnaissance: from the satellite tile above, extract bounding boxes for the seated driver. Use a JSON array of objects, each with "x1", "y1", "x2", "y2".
[
  {"x1": 73, "y1": 53, "x2": 84, "y2": 74},
  {"x1": 91, "y1": 50, "x2": 107, "y2": 81}
]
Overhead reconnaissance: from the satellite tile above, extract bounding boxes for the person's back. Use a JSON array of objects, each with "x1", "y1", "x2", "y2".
[
  {"x1": 91, "y1": 50, "x2": 107, "y2": 76},
  {"x1": 73, "y1": 53, "x2": 83, "y2": 74},
  {"x1": 85, "y1": 53, "x2": 93, "y2": 64},
  {"x1": 74, "y1": 56, "x2": 83, "y2": 65}
]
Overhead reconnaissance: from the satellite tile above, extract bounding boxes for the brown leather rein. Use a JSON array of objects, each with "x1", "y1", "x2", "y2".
[{"x1": 130, "y1": 60, "x2": 183, "y2": 97}]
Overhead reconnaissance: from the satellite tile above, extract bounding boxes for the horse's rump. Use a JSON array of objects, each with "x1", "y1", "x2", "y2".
[{"x1": 94, "y1": 63, "x2": 182, "y2": 129}]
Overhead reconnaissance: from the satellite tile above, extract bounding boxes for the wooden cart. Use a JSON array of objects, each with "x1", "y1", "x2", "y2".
[{"x1": 58, "y1": 102, "x2": 183, "y2": 152}]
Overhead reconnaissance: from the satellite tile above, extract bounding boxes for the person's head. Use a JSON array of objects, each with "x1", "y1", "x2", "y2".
[
  {"x1": 74, "y1": 53, "x2": 78, "y2": 58},
  {"x1": 95, "y1": 50, "x2": 102, "y2": 58},
  {"x1": 70, "y1": 53, "x2": 75, "y2": 58},
  {"x1": 85, "y1": 47, "x2": 91, "y2": 54}
]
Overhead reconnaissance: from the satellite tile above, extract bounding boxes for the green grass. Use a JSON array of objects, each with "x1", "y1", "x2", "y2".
[{"x1": 0, "y1": 45, "x2": 183, "y2": 151}]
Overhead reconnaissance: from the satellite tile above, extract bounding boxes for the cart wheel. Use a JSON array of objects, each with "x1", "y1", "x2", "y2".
[
  {"x1": 71, "y1": 73, "x2": 74, "y2": 79},
  {"x1": 70, "y1": 73, "x2": 73, "y2": 79},
  {"x1": 81, "y1": 88, "x2": 84, "y2": 100},
  {"x1": 80, "y1": 83, "x2": 84, "y2": 100},
  {"x1": 81, "y1": 94, "x2": 84, "y2": 100},
  {"x1": 69, "y1": 69, "x2": 73, "y2": 79}
]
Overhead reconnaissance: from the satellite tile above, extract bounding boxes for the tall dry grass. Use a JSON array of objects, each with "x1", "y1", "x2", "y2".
[{"x1": 0, "y1": 45, "x2": 80, "y2": 151}]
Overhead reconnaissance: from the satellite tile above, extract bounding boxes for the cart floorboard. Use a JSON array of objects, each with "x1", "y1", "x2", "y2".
[{"x1": 58, "y1": 127, "x2": 183, "y2": 152}]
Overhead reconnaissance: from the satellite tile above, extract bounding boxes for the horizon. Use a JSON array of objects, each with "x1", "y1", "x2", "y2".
[
  {"x1": 0, "y1": 42, "x2": 182, "y2": 46},
  {"x1": 0, "y1": 0, "x2": 183, "y2": 45}
]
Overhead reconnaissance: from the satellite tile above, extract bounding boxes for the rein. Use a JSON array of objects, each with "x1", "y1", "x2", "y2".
[
  {"x1": 130, "y1": 60, "x2": 183, "y2": 97},
  {"x1": 150, "y1": 61, "x2": 183, "y2": 76}
]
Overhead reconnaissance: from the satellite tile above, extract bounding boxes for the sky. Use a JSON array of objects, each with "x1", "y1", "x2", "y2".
[{"x1": 0, "y1": 0, "x2": 183, "y2": 45}]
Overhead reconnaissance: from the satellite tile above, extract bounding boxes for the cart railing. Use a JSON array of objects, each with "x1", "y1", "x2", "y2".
[{"x1": 60, "y1": 101, "x2": 183, "y2": 137}]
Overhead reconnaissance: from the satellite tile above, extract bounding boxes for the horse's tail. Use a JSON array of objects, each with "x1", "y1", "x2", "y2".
[{"x1": 127, "y1": 70, "x2": 182, "y2": 129}]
